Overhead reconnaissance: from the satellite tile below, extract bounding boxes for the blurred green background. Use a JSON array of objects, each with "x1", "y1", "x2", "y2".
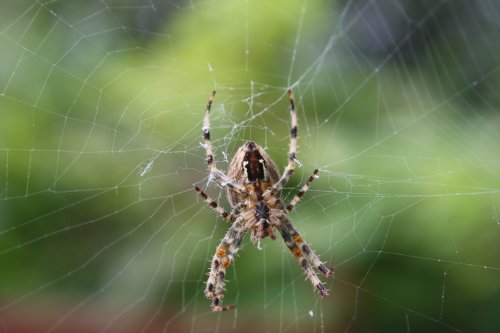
[{"x1": 1, "y1": 0, "x2": 500, "y2": 332}]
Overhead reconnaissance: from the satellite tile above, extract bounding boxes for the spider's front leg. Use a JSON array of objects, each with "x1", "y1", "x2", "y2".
[
  {"x1": 205, "y1": 216, "x2": 249, "y2": 312},
  {"x1": 276, "y1": 214, "x2": 332, "y2": 296},
  {"x1": 273, "y1": 89, "x2": 298, "y2": 191},
  {"x1": 202, "y1": 90, "x2": 248, "y2": 196},
  {"x1": 262, "y1": 90, "x2": 298, "y2": 202}
]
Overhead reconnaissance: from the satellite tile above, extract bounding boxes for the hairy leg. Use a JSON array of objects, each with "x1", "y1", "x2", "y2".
[
  {"x1": 195, "y1": 186, "x2": 235, "y2": 223},
  {"x1": 205, "y1": 216, "x2": 249, "y2": 311},
  {"x1": 202, "y1": 90, "x2": 247, "y2": 194},
  {"x1": 286, "y1": 168, "x2": 319, "y2": 212},
  {"x1": 272, "y1": 89, "x2": 298, "y2": 192},
  {"x1": 277, "y1": 215, "x2": 332, "y2": 296}
]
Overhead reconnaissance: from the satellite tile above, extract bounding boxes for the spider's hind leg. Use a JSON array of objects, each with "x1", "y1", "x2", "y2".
[
  {"x1": 277, "y1": 216, "x2": 332, "y2": 296},
  {"x1": 205, "y1": 216, "x2": 249, "y2": 311}
]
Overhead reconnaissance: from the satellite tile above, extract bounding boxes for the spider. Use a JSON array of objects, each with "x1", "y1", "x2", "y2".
[{"x1": 194, "y1": 90, "x2": 332, "y2": 312}]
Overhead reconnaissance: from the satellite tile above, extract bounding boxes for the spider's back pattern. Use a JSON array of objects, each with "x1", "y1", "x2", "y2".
[
  {"x1": 226, "y1": 141, "x2": 280, "y2": 208},
  {"x1": 194, "y1": 90, "x2": 333, "y2": 312}
]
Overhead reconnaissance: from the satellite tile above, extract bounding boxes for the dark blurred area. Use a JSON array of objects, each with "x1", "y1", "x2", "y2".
[{"x1": 343, "y1": 0, "x2": 500, "y2": 112}]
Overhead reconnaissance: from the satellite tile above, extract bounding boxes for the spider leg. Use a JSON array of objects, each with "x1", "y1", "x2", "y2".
[
  {"x1": 285, "y1": 169, "x2": 319, "y2": 213},
  {"x1": 203, "y1": 90, "x2": 217, "y2": 170},
  {"x1": 202, "y1": 90, "x2": 248, "y2": 195},
  {"x1": 195, "y1": 186, "x2": 236, "y2": 223},
  {"x1": 276, "y1": 215, "x2": 332, "y2": 296},
  {"x1": 273, "y1": 89, "x2": 298, "y2": 192},
  {"x1": 205, "y1": 216, "x2": 249, "y2": 312}
]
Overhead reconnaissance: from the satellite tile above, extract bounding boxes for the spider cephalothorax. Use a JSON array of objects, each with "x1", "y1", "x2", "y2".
[{"x1": 195, "y1": 90, "x2": 332, "y2": 312}]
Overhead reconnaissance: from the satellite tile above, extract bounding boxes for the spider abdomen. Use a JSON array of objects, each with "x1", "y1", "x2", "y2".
[{"x1": 226, "y1": 141, "x2": 280, "y2": 207}]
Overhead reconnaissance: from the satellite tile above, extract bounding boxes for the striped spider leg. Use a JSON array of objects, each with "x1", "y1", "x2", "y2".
[
  {"x1": 286, "y1": 168, "x2": 319, "y2": 213},
  {"x1": 204, "y1": 214, "x2": 251, "y2": 312},
  {"x1": 275, "y1": 213, "x2": 333, "y2": 296},
  {"x1": 194, "y1": 186, "x2": 240, "y2": 223},
  {"x1": 202, "y1": 90, "x2": 248, "y2": 196}
]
